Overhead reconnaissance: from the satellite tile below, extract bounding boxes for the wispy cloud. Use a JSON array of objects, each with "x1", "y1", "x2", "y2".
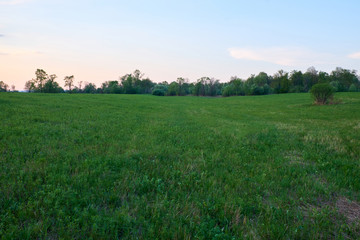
[
  {"x1": 0, "y1": 0, "x2": 32, "y2": 5},
  {"x1": 348, "y1": 52, "x2": 360, "y2": 59},
  {"x1": 0, "y1": 46, "x2": 43, "y2": 56},
  {"x1": 228, "y1": 47, "x2": 333, "y2": 66},
  {"x1": 0, "y1": 34, "x2": 4, "y2": 37}
]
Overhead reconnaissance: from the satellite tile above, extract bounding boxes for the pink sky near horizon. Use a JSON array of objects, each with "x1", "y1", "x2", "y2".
[{"x1": 1, "y1": 0, "x2": 360, "y2": 90}]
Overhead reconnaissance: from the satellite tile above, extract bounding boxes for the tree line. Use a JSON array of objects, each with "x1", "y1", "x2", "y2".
[
  {"x1": 0, "y1": 67, "x2": 359, "y2": 96},
  {"x1": 0, "y1": 81, "x2": 16, "y2": 92}
]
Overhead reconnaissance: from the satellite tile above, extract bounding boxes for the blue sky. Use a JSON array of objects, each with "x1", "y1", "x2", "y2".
[{"x1": 1, "y1": 0, "x2": 360, "y2": 90}]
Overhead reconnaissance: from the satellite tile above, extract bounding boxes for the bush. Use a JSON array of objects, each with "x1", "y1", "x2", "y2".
[
  {"x1": 310, "y1": 83, "x2": 335, "y2": 105},
  {"x1": 152, "y1": 84, "x2": 168, "y2": 96},
  {"x1": 152, "y1": 89, "x2": 165, "y2": 96}
]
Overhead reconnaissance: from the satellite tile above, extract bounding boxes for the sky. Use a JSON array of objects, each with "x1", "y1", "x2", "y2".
[{"x1": 1, "y1": 0, "x2": 360, "y2": 90}]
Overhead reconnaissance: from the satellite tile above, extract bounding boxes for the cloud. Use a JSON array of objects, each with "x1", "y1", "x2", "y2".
[
  {"x1": 0, "y1": 34, "x2": 4, "y2": 37},
  {"x1": 228, "y1": 47, "x2": 332, "y2": 66},
  {"x1": 0, "y1": 46, "x2": 43, "y2": 56},
  {"x1": 0, "y1": 0, "x2": 32, "y2": 5},
  {"x1": 348, "y1": 52, "x2": 360, "y2": 59}
]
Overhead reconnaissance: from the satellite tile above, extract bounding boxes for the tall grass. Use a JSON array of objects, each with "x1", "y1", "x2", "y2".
[{"x1": 1, "y1": 93, "x2": 359, "y2": 239}]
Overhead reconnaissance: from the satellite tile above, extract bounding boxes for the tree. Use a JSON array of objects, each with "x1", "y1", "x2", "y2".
[
  {"x1": 120, "y1": 69, "x2": 152, "y2": 94},
  {"x1": 263, "y1": 84, "x2": 271, "y2": 95},
  {"x1": 349, "y1": 84, "x2": 357, "y2": 92},
  {"x1": 43, "y1": 74, "x2": 63, "y2": 93},
  {"x1": 133, "y1": 69, "x2": 144, "y2": 80},
  {"x1": 25, "y1": 69, "x2": 62, "y2": 93},
  {"x1": 0, "y1": 81, "x2": 9, "y2": 92},
  {"x1": 221, "y1": 84, "x2": 234, "y2": 97},
  {"x1": 280, "y1": 77, "x2": 290, "y2": 93},
  {"x1": 271, "y1": 70, "x2": 289, "y2": 93},
  {"x1": 244, "y1": 73, "x2": 271, "y2": 95},
  {"x1": 138, "y1": 78, "x2": 154, "y2": 94},
  {"x1": 230, "y1": 77, "x2": 245, "y2": 96},
  {"x1": 77, "y1": 81, "x2": 83, "y2": 93},
  {"x1": 102, "y1": 81, "x2": 122, "y2": 94},
  {"x1": 289, "y1": 70, "x2": 304, "y2": 92},
  {"x1": 83, "y1": 82, "x2": 97, "y2": 93},
  {"x1": 206, "y1": 78, "x2": 220, "y2": 96},
  {"x1": 64, "y1": 75, "x2": 75, "y2": 92},
  {"x1": 176, "y1": 77, "x2": 184, "y2": 96},
  {"x1": 252, "y1": 72, "x2": 270, "y2": 86},
  {"x1": 167, "y1": 82, "x2": 179, "y2": 96},
  {"x1": 303, "y1": 67, "x2": 319, "y2": 92},
  {"x1": 120, "y1": 70, "x2": 139, "y2": 94},
  {"x1": 329, "y1": 67, "x2": 359, "y2": 92},
  {"x1": 318, "y1": 71, "x2": 329, "y2": 83},
  {"x1": 121, "y1": 74, "x2": 136, "y2": 94},
  {"x1": 193, "y1": 77, "x2": 208, "y2": 96},
  {"x1": 34, "y1": 69, "x2": 48, "y2": 93},
  {"x1": 25, "y1": 80, "x2": 36, "y2": 92}
]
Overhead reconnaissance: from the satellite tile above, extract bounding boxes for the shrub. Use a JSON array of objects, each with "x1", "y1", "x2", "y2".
[
  {"x1": 152, "y1": 89, "x2": 165, "y2": 96},
  {"x1": 349, "y1": 84, "x2": 357, "y2": 92},
  {"x1": 310, "y1": 83, "x2": 335, "y2": 105},
  {"x1": 152, "y1": 84, "x2": 168, "y2": 96}
]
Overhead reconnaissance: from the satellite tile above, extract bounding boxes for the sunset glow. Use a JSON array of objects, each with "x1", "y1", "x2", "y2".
[{"x1": 1, "y1": 0, "x2": 360, "y2": 90}]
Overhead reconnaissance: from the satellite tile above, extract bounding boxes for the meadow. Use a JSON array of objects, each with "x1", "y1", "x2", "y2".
[{"x1": 0, "y1": 92, "x2": 359, "y2": 239}]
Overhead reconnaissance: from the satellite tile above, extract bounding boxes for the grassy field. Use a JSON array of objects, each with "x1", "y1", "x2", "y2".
[{"x1": 1, "y1": 92, "x2": 360, "y2": 239}]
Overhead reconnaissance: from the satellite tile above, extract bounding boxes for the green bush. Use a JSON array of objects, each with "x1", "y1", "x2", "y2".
[
  {"x1": 310, "y1": 83, "x2": 335, "y2": 105},
  {"x1": 152, "y1": 89, "x2": 165, "y2": 96},
  {"x1": 152, "y1": 84, "x2": 168, "y2": 96},
  {"x1": 349, "y1": 84, "x2": 358, "y2": 92}
]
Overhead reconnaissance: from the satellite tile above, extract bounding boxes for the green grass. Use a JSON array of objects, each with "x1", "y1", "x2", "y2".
[{"x1": 1, "y1": 92, "x2": 360, "y2": 239}]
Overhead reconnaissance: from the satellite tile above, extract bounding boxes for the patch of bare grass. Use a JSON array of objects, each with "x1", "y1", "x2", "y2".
[
  {"x1": 336, "y1": 197, "x2": 360, "y2": 225},
  {"x1": 304, "y1": 132, "x2": 346, "y2": 154},
  {"x1": 284, "y1": 150, "x2": 309, "y2": 166}
]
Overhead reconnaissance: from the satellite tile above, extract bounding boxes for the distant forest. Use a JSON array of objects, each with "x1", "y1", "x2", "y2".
[{"x1": 1, "y1": 67, "x2": 359, "y2": 96}]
